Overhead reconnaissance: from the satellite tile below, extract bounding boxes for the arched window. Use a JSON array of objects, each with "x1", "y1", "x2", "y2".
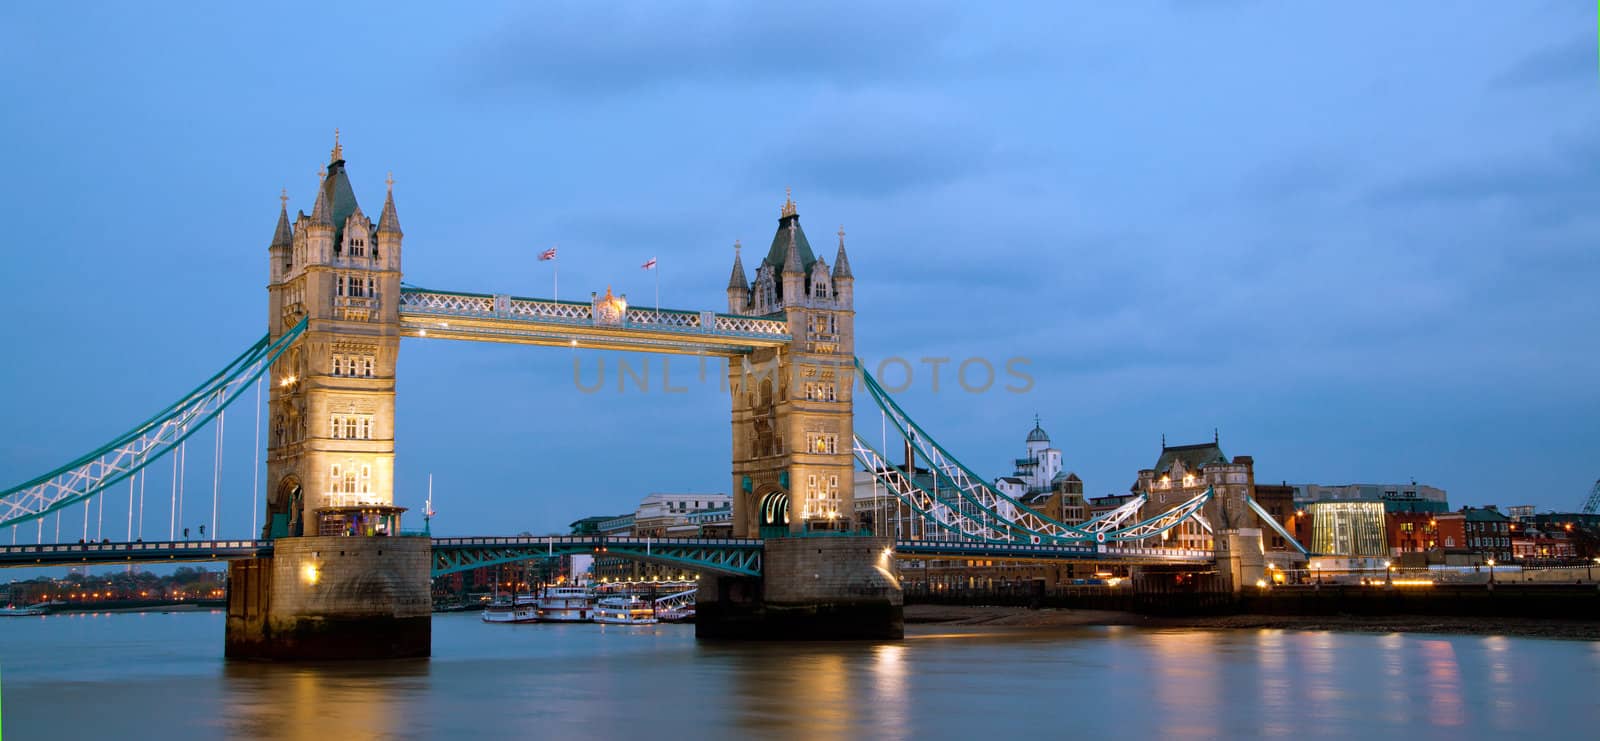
[
  {"x1": 359, "y1": 465, "x2": 371, "y2": 494},
  {"x1": 330, "y1": 464, "x2": 343, "y2": 493}
]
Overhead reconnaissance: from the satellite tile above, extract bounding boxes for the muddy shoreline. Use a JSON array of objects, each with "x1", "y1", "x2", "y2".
[{"x1": 903, "y1": 604, "x2": 1600, "y2": 640}]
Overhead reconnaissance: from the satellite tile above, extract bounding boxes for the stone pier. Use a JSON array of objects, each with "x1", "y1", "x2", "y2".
[
  {"x1": 697, "y1": 535, "x2": 903, "y2": 640},
  {"x1": 1215, "y1": 528, "x2": 1266, "y2": 593},
  {"x1": 225, "y1": 536, "x2": 432, "y2": 660}
]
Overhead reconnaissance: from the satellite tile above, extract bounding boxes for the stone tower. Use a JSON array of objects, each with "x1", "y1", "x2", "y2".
[
  {"x1": 724, "y1": 191, "x2": 856, "y2": 536},
  {"x1": 232, "y1": 135, "x2": 428, "y2": 660},
  {"x1": 263, "y1": 133, "x2": 404, "y2": 538}
]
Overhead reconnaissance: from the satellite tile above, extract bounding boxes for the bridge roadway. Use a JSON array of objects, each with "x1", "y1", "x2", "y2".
[{"x1": 0, "y1": 535, "x2": 1213, "y2": 575}]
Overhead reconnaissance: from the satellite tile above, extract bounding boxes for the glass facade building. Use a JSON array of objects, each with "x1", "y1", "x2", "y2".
[{"x1": 1309, "y1": 501, "x2": 1388, "y2": 557}]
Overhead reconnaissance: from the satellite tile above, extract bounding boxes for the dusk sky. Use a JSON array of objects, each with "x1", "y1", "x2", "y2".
[{"x1": 1, "y1": 2, "x2": 1596, "y2": 539}]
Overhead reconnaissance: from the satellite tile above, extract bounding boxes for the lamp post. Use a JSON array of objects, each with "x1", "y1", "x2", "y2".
[
  {"x1": 1487, "y1": 558, "x2": 1496, "y2": 588},
  {"x1": 1384, "y1": 560, "x2": 1393, "y2": 588}
]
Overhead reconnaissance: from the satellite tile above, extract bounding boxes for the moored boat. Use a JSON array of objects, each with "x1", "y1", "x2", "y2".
[
  {"x1": 0, "y1": 605, "x2": 45, "y2": 617},
  {"x1": 593, "y1": 595, "x2": 657, "y2": 624},
  {"x1": 481, "y1": 593, "x2": 538, "y2": 624},
  {"x1": 536, "y1": 585, "x2": 594, "y2": 622}
]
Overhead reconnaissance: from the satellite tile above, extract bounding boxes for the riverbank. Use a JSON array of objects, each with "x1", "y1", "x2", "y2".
[{"x1": 904, "y1": 604, "x2": 1600, "y2": 640}]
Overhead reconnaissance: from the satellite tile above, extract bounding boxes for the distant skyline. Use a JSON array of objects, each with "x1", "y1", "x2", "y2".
[{"x1": 1, "y1": 2, "x2": 1596, "y2": 539}]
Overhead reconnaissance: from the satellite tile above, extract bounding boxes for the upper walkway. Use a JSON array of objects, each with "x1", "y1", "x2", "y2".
[{"x1": 398, "y1": 287, "x2": 790, "y2": 356}]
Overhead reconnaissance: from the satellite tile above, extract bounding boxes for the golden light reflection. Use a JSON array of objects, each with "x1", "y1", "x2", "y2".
[
  {"x1": 1148, "y1": 631, "x2": 1220, "y2": 738},
  {"x1": 1420, "y1": 639, "x2": 1464, "y2": 727}
]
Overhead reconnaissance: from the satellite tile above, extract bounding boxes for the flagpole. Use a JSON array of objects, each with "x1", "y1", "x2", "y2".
[
  {"x1": 554, "y1": 251, "x2": 559, "y2": 303},
  {"x1": 654, "y1": 261, "x2": 660, "y2": 317}
]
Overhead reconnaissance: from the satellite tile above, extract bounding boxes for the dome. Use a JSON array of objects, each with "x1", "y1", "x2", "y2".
[{"x1": 1026, "y1": 418, "x2": 1050, "y2": 443}]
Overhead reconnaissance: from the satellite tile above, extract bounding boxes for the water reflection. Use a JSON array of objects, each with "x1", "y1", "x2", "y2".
[
  {"x1": 1420, "y1": 639, "x2": 1465, "y2": 727},
  {"x1": 3, "y1": 614, "x2": 1598, "y2": 739},
  {"x1": 220, "y1": 660, "x2": 428, "y2": 740},
  {"x1": 1147, "y1": 631, "x2": 1220, "y2": 738}
]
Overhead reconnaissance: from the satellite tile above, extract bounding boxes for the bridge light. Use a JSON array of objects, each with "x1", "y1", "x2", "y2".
[{"x1": 301, "y1": 563, "x2": 321, "y2": 585}]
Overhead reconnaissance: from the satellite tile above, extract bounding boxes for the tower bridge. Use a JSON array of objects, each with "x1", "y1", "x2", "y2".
[{"x1": 0, "y1": 137, "x2": 1273, "y2": 659}]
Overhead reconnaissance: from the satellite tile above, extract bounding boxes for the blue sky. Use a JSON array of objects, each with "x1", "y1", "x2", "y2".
[{"x1": 1, "y1": 1, "x2": 1596, "y2": 540}]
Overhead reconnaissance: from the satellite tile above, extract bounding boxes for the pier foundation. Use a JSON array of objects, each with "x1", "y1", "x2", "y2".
[
  {"x1": 225, "y1": 536, "x2": 432, "y2": 660},
  {"x1": 1216, "y1": 528, "x2": 1266, "y2": 593},
  {"x1": 697, "y1": 535, "x2": 903, "y2": 640}
]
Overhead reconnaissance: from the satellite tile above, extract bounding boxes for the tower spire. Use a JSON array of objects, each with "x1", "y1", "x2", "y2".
[
  {"x1": 832, "y1": 224, "x2": 853, "y2": 280},
  {"x1": 780, "y1": 186, "x2": 797, "y2": 218},
  {"x1": 727, "y1": 239, "x2": 748, "y2": 291},
  {"x1": 330, "y1": 128, "x2": 343, "y2": 163},
  {"x1": 270, "y1": 189, "x2": 293, "y2": 248},
  {"x1": 379, "y1": 171, "x2": 402, "y2": 234},
  {"x1": 782, "y1": 221, "x2": 803, "y2": 274}
]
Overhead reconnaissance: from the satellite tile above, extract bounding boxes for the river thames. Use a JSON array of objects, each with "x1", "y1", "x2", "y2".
[{"x1": 3, "y1": 611, "x2": 1598, "y2": 739}]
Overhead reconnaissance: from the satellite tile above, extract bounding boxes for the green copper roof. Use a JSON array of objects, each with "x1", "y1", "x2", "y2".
[
  {"x1": 320, "y1": 159, "x2": 363, "y2": 245},
  {"x1": 762, "y1": 214, "x2": 817, "y2": 273},
  {"x1": 1153, "y1": 442, "x2": 1227, "y2": 474}
]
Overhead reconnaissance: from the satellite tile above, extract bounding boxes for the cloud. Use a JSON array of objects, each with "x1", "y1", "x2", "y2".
[
  {"x1": 467, "y1": 1, "x2": 973, "y2": 97},
  {"x1": 1494, "y1": 36, "x2": 1592, "y2": 90},
  {"x1": 1365, "y1": 128, "x2": 1600, "y2": 226},
  {"x1": 744, "y1": 93, "x2": 1011, "y2": 199}
]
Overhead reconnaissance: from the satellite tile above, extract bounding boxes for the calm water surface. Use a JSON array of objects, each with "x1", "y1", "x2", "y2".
[{"x1": 2, "y1": 611, "x2": 1598, "y2": 739}]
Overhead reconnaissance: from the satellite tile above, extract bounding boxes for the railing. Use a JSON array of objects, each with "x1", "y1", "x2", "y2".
[{"x1": 399, "y1": 288, "x2": 789, "y2": 338}]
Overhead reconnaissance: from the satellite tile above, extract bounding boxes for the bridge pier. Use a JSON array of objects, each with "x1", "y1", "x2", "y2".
[
  {"x1": 1215, "y1": 528, "x2": 1266, "y2": 593},
  {"x1": 225, "y1": 536, "x2": 432, "y2": 660},
  {"x1": 697, "y1": 535, "x2": 903, "y2": 640}
]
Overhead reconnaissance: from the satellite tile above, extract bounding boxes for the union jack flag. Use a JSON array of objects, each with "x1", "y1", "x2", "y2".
[
  {"x1": 538, "y1": 247, "x2": 557, "y2": 261},
  {"x1": 641, "y1": 257, "x2": 657, "y2": 270}
]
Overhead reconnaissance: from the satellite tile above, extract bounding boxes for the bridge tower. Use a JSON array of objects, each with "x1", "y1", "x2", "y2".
[
  {"x1": 228, "y1": 136, "x2": 430, "y2": 660},
  {"x1": 725, "y1": 192, "x2": 857, "y2": 537},
  {"x1": 263, "y1": 133, "x2": 403, "y2": 536},
  {"x1": 704, "y1": 192, "x2": 901, "y2": 640}
]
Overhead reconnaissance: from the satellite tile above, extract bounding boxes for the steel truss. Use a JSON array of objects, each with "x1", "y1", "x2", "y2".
[
  {"x1": 0, "y1": 319, "x2": 308, "y2": 529},
  {"x1": 430, "y1": 535, "x2": 763, "y2": 578},
  {"x1": 854, "y1": 435, "x2": 1028, "y2": 543},
  {"x1": 854, "y1": 359, "x2": 1214, "y2": 546}
]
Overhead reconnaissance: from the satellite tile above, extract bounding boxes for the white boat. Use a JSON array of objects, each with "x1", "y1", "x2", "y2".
[
  {"x1": 593, "y1": 595, "x2": 658, "y2": 625},
  {"x1": 0, "y1": 605, "x2": 44, "y2": 617},
  {"x1": 481, "y1": 593, "x2": 538, "y2": 624},
  {"x1": 536, "y1": 586, "x2": 594, "y2": 622}
]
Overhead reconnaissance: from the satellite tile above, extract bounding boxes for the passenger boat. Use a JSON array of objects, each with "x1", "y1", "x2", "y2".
[
  {"x1": 593, "y1": 595, "x2": 658, "y2": 624},
  {"x1": 0, "y1": 605, "x2": 44, "y2": 617},
  {"x1": 481, "y1": 593, "x2": 538, "y2": 624},
  {"x1": 536, "y1": 585, "x2": 594, "y2": 622},
  {"x1": 655, "y1": 604, "x2": 695, "y2": 623}
]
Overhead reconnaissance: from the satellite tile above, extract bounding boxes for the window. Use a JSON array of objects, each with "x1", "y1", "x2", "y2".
[
  {"x1": 329, "y1": 413, "x2": 375, "y2": 440},
  {"x1": 807, "y1": 433, "x2": 838, "y2": 455},
  {"x1": 332, "y1": 352, "x2": 377, "y2": 378}
]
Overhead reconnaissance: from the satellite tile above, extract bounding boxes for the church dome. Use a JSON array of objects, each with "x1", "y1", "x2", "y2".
[{"x1": 1026, "y1": 418, "x2": 1050, "y2": 443}]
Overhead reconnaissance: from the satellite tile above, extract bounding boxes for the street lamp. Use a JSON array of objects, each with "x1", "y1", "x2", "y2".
[
  {"x1": 1487, "y1": 558, "x2": 1496, "y2": 587},
  {"x1": 1385, "y1": 560, "x2": 1393, "y2": 587}
]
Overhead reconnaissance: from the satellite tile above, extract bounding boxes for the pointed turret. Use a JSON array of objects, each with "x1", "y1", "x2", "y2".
[
  {"x1": 727, "y1": 240, "x2": 748, "y2": 290},
  {"x1": 269, "y1": 189, "x2": 294, "y2": 282},
  {"x1": 270, "y1": 190, "x2": 294, "y2": 249},
  {"x1": 726, "y1": 240, "x2": 750, "y2": 313},
  {"x1": 832, "y1": 225, "x2": 852, "y2": 280},
  {"x1": 781, "y1": 222, "x2": 804, "y2": 275},
  {"x1": 378, "y1": 172, "x2": 402, "y2": 235},
  {"x1": 309, "y1": 180, "x2": 333, "y2": 226}
]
